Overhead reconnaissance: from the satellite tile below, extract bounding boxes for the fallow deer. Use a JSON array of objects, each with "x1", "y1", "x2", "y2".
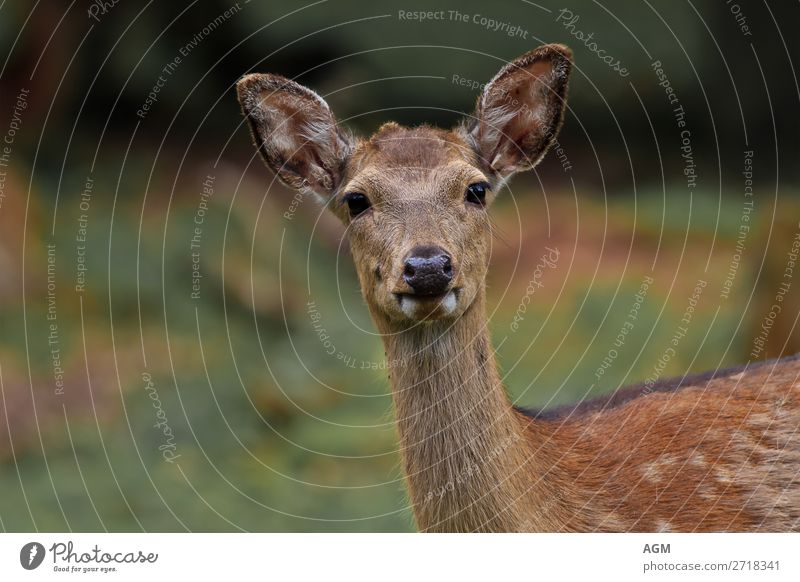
[{"x1": 236, "y1": 44, "x2": 800, "y2": 532}]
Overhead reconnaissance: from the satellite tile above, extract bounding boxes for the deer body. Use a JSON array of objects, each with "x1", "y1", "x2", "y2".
[
  {"x1": 386, "y1": 295, "x2": 800, "y2": 532},
  {"x1": 237, "y1": 44, "x2": 800, "y2": 531}
]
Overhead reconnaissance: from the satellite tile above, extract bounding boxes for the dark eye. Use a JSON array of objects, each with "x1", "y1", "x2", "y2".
[
  {"x1": 343, "y1": 192, "x2": 371, "y2": 217},
  {"x1": 465, "y1": 182, "x2": 489, "y2": 206}
]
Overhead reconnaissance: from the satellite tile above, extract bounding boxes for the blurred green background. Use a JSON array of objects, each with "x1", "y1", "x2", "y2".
[{"x1": 0, "y1": 0, "x2": 798, "y2": 531}]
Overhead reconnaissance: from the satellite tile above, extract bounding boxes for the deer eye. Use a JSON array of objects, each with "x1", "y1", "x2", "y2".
[
  {"x1": 465, "y1": 182, "x2": 489, "y2": 206},
  {"x1": 343, "y1": 192, "x2": 371, "y2": 217}
]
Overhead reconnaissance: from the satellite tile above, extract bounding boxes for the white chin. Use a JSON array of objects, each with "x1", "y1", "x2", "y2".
[{"x1": 398, "y1": 290, "x2": 458, "y2": 319}]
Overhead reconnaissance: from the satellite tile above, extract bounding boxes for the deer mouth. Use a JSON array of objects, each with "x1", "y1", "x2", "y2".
[{"x1": 394, "y1": 288, "x2": 460, "y2": 319}]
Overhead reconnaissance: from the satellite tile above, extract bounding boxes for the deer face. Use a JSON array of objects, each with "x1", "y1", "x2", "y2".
[{"x1": 237, "y1": 44, "x2": 572, "y2": 326}]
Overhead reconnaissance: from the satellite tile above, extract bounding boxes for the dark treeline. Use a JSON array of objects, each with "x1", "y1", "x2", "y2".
[{"x1": 0, "y1": 0, "x2": 797, "y2": 194}]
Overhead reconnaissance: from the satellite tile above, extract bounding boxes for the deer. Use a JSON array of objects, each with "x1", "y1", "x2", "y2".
[{"x1": 236, "y1": 44, "x2": 800, "y2": 532}]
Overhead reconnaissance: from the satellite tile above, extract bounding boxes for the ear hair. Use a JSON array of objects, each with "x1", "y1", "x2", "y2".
[
  {"x1": 236, "y1": 73, "x2": 354, "y2": 199},
  {"x1": 467, "y1": 44, "x2": 572, "y2": 177}
]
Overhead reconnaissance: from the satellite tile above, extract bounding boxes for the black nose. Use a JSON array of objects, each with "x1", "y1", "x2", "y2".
[{"x1": 403, "y1": 245, "x2": 453, "y2": 296}]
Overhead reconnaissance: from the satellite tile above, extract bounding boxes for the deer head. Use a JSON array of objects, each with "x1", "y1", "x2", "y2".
[{"x1": 237, "y1": 44, "x2": 572, "y2": 329}]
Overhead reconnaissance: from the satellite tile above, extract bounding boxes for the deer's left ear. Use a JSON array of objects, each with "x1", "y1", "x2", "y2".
[
  {"x1": 468, "y1": 44, "x2": 572, "y2": 177},
  {"x1": 236, "y1": 73, "x2": 354, "y2": 198}
]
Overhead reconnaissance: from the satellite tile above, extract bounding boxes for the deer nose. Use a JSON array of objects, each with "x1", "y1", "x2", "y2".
[{"x1": 403, "y1": 245, "x2": 453, "y2": 296}]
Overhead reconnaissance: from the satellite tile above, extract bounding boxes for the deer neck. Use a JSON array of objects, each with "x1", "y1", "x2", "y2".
[{"x1": 376, "y1": 291, "x2": 553, "y2": 532}]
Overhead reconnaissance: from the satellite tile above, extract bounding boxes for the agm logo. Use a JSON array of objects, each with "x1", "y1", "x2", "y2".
[{"x1": 20, "y1": 542, "x2": 46, "y2": 570}]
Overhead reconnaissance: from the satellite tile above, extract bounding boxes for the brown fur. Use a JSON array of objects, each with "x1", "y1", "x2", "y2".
[{"x1": 236, "y1": 44, "x2": 800, "y2": 532}]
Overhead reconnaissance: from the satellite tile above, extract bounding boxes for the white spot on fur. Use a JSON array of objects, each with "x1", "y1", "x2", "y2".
[
  {"x1": 656, "y1": 520, "x2": 673, "y2": 532},
  {"x1": 641, "y1": 454, "x2": 677, "y2": 483},
  {"x1": 715, "y1": 466, "x2": 733, "y2": 483},
  {"x1": 399, "y1": 295, "x2": 415, "y2": 318},
  {"x1": 696, "y1": 481, "x2": 717, "y2": 501},
  {"x1": 441, "y1": 290, "x2": 457, "y2": 314},
  {"x1": 399, "y1": 290, "x2": 458, "y2": 319},
  {"x1": 598, "y1": 513, "x2": 629, "y2": 531},
  {"x1": 689, "y1": 451, "x2": 706, "y2": 467}
]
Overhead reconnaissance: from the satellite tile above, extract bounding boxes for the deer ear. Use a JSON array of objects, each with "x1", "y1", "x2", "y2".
[
  {"x1": 236, "y1": 74, "x2": 354, "y2": 198},
  {"x1": 469, "y1": 44, "x2": 572, "y2": 177}
]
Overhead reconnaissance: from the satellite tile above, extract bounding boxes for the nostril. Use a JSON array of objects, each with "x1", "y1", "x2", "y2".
[{"x1": 442, "y1": 255, "x2": 453, "y2": 278}]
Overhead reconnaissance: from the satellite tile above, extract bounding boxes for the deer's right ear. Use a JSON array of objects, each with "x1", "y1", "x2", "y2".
[{"x1": 236, "y1": 74, "x2": 354, "y2": 199}]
